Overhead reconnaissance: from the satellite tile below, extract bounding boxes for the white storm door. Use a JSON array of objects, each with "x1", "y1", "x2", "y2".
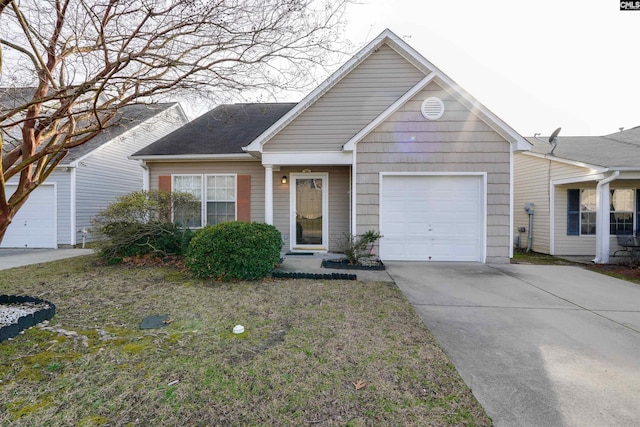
[{"x1": 290, "y1": 173, "x2": 328, "y2": 250}]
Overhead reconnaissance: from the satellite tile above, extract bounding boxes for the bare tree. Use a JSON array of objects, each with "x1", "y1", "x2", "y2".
[{"x1": 0, "y1": 0, "x2": 349, "y2": 243}]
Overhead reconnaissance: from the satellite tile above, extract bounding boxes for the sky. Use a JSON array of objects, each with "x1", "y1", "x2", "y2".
[{"x1": 332, "y1": 0, "x2": 640, "y2": 137}]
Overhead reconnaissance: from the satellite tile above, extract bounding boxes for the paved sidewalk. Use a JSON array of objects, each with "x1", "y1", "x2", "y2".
[{"x1": 0, "y1": 249, "x2": 94, "y2": 270}]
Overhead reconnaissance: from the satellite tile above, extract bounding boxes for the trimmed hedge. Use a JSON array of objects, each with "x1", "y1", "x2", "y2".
[{"x1": 186, "y1": 222, "x2": 282, "y2": 280}]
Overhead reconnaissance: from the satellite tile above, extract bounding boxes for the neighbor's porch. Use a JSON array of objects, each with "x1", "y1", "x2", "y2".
[{"x1": 553, "y1": 174, "x2": 640, "y2": 263}]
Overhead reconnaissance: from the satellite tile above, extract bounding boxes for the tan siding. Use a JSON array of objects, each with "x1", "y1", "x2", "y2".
[
  {"x1": 148, "y1": 162, "x2": 350, "y2": 251},
  {"x1": 356, "y1": 82, "x2": 512, "y2": 263},
  {"x1": 513, "y1": 154, "x2": 551, "y2": 253},
  {"x1": 274, "y1": 166, "x2": 350, "y2": 251},
  {"x1": 266, "y1": 44, "x2": 426, "y2": 152},
  {"x1": 148, "y1": 161, "x2": 265, "y2": 223}
]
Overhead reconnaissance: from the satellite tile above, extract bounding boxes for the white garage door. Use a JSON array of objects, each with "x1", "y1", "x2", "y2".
[
  {"x1": 380, "y1": 174, "x2": 484, "y2": 261},
  {"x1": 1, "y1": 184, "x2": 56, "y2": 248}
]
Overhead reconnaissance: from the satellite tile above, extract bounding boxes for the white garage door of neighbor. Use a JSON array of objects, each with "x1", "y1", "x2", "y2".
[
  {"x1": 1, "y1": 184, "x2": 56, "y2": 248},
  {"x1": 380, "y1": 175, "x2": 484, "y2": 262}
]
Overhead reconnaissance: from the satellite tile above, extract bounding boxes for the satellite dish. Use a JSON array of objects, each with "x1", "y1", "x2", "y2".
[{"x1": 549, "y1": 127, "x2": 561, "y2": 155}]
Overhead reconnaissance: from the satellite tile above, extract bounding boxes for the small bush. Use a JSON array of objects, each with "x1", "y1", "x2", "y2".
[
  {"x1": 97, "y1": 221, "x2": 195, "y2": 261},
  {"x1": 91, "y1": 190, "x2": 198, "y2": 261},
  {"x1": 186, "y1": 222, "x2": 282, "y2": 281},
  {"x1": 336, "y1": 230, "x2": 383, "y2": 264}
]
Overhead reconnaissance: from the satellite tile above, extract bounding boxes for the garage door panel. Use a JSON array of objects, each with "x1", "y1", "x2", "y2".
[
  {"x1": 1, "y1": 185, "x2": 56, "y2": 248},
  {"x1": 380, "y1": 175, "x2": 484, "y2": 262}
]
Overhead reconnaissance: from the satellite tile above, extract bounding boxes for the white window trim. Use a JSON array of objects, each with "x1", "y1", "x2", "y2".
[
  {"x1": 171, "y1": 173, "x2": 237, "y2": 227},
  {"x1": 205, "y1": 174, "x2": 238, "y2": 226}
]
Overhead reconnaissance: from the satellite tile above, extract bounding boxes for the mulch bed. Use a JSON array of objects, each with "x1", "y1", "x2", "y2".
[
  {"x1": 588, "y1": 263, "x2": 640, "y2": 281},
  {"x1": 321, "y1": 258, "x2": 385, "y2": 270}
]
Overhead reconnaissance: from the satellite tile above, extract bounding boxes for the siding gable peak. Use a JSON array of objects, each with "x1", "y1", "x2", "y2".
[{"x1": 243, "y1": 29, "x2": 434, "y2": 156}]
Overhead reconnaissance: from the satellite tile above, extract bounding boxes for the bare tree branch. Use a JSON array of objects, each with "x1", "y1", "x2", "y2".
[{"x1": 0, "y1": 0, "x2": 351, "y2": 242}]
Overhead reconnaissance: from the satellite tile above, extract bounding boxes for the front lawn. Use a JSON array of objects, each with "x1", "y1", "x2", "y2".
[{"x1": 0, "y1": 256, "x2": 490, "y2": 426}]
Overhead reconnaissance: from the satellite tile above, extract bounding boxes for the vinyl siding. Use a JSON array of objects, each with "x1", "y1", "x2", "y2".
[
  {"x1": 273, "y1": 166, "x2": 350, "y2": 251},
  {"x1": 513, "y1": 153, "x2": 553, "y2": 253},
  {"x1": 265, "y1": 44, "x2": 426, "y2": 152},
  {"x1": 514, "y1": 154, "x2": 593, "y2": 254},
  {"x1": 148, "y1": 161, "x2": 266, "y2": 224},
  {"x1": 356, "y1": 82, "x2": 512, "y2": 263},
  {"x1": 77, "y1": 105, "x2": 187, "y2": 243}
]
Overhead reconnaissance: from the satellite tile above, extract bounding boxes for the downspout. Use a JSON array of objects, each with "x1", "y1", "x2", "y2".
[
  {"x1": 139, "y1": 160, "x2": 149, "y2": 191},
  {"x1": 593, "y1": 170, "x2": 620, "y2": 264}
]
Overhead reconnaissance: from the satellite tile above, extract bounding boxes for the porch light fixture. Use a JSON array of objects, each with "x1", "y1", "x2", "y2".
[{"x1": 281, "y1": 175, "x2": 288, "y2": 184}]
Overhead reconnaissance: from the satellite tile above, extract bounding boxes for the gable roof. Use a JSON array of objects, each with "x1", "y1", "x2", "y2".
[
  {"x1": 132, "y1": 103, "x2": 296, "y2": 159},
  {"x1": 244, "y1": 28, "x2": 531, "y2": 154},
  {"x1": 1, "y1": 88, "x2": 179, "y2": 164},
  {"x1": 63, "y1": 103, "x2": 179, "y2": 164},
  {"x1": 525, "y1": 126, "x2": 640, "y2": 170}
]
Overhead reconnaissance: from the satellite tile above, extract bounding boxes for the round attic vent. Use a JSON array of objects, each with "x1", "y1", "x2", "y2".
[{"x1": 421, "y1": 97, "x2": 445, "y2": 120}]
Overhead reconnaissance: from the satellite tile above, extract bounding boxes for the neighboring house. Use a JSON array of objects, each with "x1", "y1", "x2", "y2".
[
  {"x1": 2, "y1": 102, "x2": 188, "y2": 248},
  {"x1": 132, "y1": 29, "x2": 531, "y2": 263},
  {"x1": 514, "y1": 126, "x2": 640, "y2": 263}
]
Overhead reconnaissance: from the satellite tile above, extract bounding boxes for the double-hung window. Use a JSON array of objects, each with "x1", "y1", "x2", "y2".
[
  {"x1": 580, "y1": 189, "x2": 596, "y2": 235},
  {"x1": 173, "y1": 175, "x2": 202, "y2": 227},
  {"x1": 206, "y1": 175, "x2": 236, "y2": 225},
  {"x1": 173, "y1": 174, "x2": 236, "y2": 227},
  {"x1": 610, "y1": 189, "x2": 634, "y2": 235}
]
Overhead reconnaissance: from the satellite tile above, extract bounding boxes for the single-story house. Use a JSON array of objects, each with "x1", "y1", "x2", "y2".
[
  {"x1": 514, "y1": 126, "x2": 640, "y2": 263},
  {"x1": 132, "y1": 29, "x2": 531, "y2": 263},
  {"x1": 2, "y1": 102, "x2": 188, "y2": 248}
]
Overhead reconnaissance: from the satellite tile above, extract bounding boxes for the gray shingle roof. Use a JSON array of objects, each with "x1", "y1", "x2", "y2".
[
  {"x1": 62, "y1": 103, "x2": 177, "y2": 163},
  {"x1": 132, "y1": 103, "x2": 297, "y2": 157},
  {"x1": 1, "y1": 87, "x2": 177, "y2": 164},
  {"x1": 525, "y1": 125, "x2": 640, "y2": 169}
]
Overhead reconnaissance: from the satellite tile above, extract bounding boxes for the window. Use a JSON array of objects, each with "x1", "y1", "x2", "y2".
[
  {"x1": 580, "y1": 189, "x2": 596, "y2": 235},
  {"x1": 610, "y1": 189, "x2": 634, "y2": 235},
  {"x1": 567, "y1": 188, "x2": 635, "y2": 236},
  {"x1": 173, "y1": 174, "x2": 236, "y2": 227},
  {"x1": 206, "y1": 175, "x2": 236, "y2": 225},
  {"x1": 173, "y1": 175, "x2": 202, "y2": 227}
]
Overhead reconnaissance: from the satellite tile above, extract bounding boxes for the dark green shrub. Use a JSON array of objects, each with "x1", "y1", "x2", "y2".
[{"x1": 186, "y1": 222, "x2": 282, "y2": 280}]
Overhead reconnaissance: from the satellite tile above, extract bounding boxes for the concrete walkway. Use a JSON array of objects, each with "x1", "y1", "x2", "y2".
[
  {"x1": 0, "y1": 248, "x2": 94, "y2": 270},
  {"x1": 386, "y1": 261, "x2": 640, "y2": 427}
]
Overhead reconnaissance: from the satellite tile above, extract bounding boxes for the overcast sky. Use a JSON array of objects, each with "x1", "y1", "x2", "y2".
[{"x1": 338, "y1": 0, "x2": 639, "y2": 137}]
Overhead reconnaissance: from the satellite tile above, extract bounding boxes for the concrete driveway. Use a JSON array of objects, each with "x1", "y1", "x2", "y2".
[{"x1": 386, "y1": 262, "x2": 640, "y2": 427}]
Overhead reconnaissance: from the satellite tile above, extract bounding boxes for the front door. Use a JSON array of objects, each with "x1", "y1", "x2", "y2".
[{"x1": 291, "y1": 173, "x2": 328, "y2": 250}]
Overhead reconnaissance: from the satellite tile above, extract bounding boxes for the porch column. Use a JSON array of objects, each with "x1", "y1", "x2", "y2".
[
  {"x1": 264, "y1": 165, "x2": 273, "y2": 225},
  {"x1": 594, "y1": 171, "x2": 620, "y2": 263}
]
